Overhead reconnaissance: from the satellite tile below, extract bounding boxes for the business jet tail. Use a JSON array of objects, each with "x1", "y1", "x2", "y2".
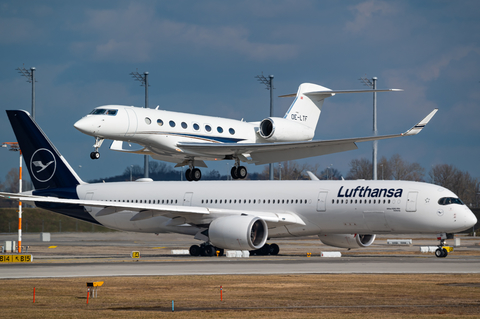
[
  {"x1": 6, "y1": 110, "x2": 85, "y2": 190},
  {"x1": 281, "y1": 83, "x2": 403, "y2": 133}
]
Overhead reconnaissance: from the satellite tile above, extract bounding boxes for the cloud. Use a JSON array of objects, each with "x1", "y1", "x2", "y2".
[
  {"x1": 345, "y1": 0, "x2": 399, "y2": 33},
  {"x1": 69, "y1": 3, "x2": 298, "y2": 62}
]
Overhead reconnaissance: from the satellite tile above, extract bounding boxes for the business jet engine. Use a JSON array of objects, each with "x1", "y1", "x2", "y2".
[
  {"x1": 208, "y1": 215, "x2": 268, "y2": 250},
  {"x1": 319, "y1": 234, "x2": 376, "y2": 249},
  {"x1": 259, "y1": 117, "x2": 314, "y2": 142}
]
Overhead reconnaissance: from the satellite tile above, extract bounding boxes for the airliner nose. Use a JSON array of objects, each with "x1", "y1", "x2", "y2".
[{"x1": 465, "y1": 209, "x2": 478, "y2": 228}]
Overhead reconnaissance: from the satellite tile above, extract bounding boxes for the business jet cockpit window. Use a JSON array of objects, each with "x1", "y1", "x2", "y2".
[
  {"x1": 89, "y1": 109, "x2": 118, "y2": 116},
  {"x1": 438, "y1": 197, "x2": 464, "y2": 206}
]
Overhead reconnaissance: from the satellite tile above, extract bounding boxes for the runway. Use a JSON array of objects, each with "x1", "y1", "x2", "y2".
[{"x1": 1, "y1": 232, "x2": 480, "y2": 278}]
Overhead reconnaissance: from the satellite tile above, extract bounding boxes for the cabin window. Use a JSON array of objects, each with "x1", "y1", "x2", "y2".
[
  {"x1": 157, "y1": 119, "x2": 163, "y2": 126},
  {"x1": 169, "y1": 120, "x2": 176, "y2": 127},
  {"x1": 193, "y1": 123, "x2": 200, "y2": 131},
  {"x1": 229, "y1": 128, "x2": 235, "y2": 135},
  {"x1": 145, "y1": 117, "x2": 151, "y2": 125},
  {"x1": 205, "y1": 125, "x2": 212, "y2": 132},
  {"x1": 181, "y1": 122, "x2": 187, "y2": 129},
  {"x1": 217, "y1": 126, "x2": 223, "y2": 133}
]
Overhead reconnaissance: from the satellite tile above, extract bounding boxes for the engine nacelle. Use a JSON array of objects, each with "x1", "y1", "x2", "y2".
[
  {"x1": 319, "y1": 234, "x2": 376, "y2": 249},
  {"x1": 209, "y1": 215, "x2": 268, "y2": 250},
  {"x1": 258, "y1": 117, "x2": 314, "y2": 142}
]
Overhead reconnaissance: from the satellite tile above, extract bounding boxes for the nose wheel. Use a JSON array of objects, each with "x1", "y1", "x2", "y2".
[
  {"x1": 90, "y1": 151, "x2": 100, "y2": 159},
  {"x1": 231, "y1": 157, "x2": 247, "y2": 179},
  {"x1": 90, "y1": 137, "x2": 104, "y2": 160}
]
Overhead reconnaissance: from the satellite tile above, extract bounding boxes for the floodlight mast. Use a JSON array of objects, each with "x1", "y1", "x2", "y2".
[
  {"x1": 130, "y1": 71, "x2": 150, "y2": 179},
  {"x1": 16, "y1": 66, "x2": 36, "y2": 120},
  {"x1": 359, "y1": 76, "x2": 378, "y2": 180},
  {"x1": 255, "y1": 73, "x2": 275, "y2": 180}
]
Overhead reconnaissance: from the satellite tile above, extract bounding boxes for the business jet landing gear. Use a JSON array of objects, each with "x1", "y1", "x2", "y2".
[
  {"x1": 185, "y1": 161, "x2": 201, "y2": 181},
  {"x1": 90, "y1": 137, "x2": 104, "y2": 160},
  {"x1": 231, "y1": 158, "x2": 247, "y2": 180},
  {"x1": 189, "y1": 243, "x2": 224, "y2": 256}
]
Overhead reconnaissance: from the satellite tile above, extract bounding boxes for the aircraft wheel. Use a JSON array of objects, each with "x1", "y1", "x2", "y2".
[
  {"x1": 185, "y1": 169, "x2": 193, "y2": 181},
  {"x1": 204, "y1": 245, "x2": 216, "y2": 256},
  {"x1": 231, "y1": 167, "x2": 239, "y2": 179},
  {"x1": 269, "y1": 243, "x2": 280, "y2": 255},
  {"x1": 90, "y1": 151, "x2": 100, "y2": 160},
  {"x1": 237, "y1": 166, "x2": 247, "y2": 179},
  {"x1": 192, "y1": 168, "x2": 201, "y2": 181},
  {"x1": 435, "y1": 248, "x2": 444, "y2": 258},
  {"x1": 442, "y1": 248, "x2": 448, "y2": 258},
  {"x1": 259, "y1": 243, "x2": 270, "y2": 255},
  {"x1": 189, "y1": 245, "x2": 201, "y2": 256}
]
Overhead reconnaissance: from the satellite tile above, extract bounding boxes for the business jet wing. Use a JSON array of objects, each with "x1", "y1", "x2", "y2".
[
  {"x1": 177, "y1": 109, "x2": 438, "y2": 165},
  {"x1": 0, "y1": 192, "x2": 305, "y2": 226}
]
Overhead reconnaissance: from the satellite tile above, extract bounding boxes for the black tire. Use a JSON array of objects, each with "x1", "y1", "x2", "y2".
[
  {"x1": 185, "y1": 169, "x2": 193, "y2": 181},
  {"x1": 269, "y1": 243, "x2": 280, "y2": 255},
  {"x1": 189, "y1": 245, "x2": 201, "y2": 256},
  {"x1": 435, "y1": 248, "x2": 444, "y2": 258},
  {"x1": 192, "y1": 168, "x2": 201, "y2": 181},
  {"x1": 231, "y1": 166, "x2": 238, "y2": 179},
  {"x1": 90, "y1": 152, "x2": 100, "y2": 159},
  {"x1": 259, "y1": 244, "x2": 270, "y2": 255},
  {"x1": 442, "y1": 248, "x2": 448, "y2": 258},
  {"x1": 204, "y1": 245, "x2": 216, "y2": 256},
  {"x1": 237, "y1": 166, "x2": 247, "y2": 179}
]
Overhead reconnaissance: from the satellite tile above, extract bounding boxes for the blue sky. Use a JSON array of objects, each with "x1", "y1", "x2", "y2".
[{"x1": 1, "y1": 0, "x2": 479, "y2": 184}]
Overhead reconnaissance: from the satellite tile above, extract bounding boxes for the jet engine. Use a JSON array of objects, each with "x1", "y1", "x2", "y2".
[
  {"x1": 319, "y1": 234, "x2": 376, "y2": 249},
  {"x1": 208, "y1": 215, "x2": 268, "y2": 250},
  {"x1": 258, "y1": 117, "x2": 314, "y2": 142}
]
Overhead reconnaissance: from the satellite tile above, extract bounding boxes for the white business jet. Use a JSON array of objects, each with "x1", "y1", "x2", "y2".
[
  {"x1": 74, "y1": 83, "x2": 437, "y2": 181},
  {"x1": 2, "y1": 110, "x2": 476, "y2": 258}
]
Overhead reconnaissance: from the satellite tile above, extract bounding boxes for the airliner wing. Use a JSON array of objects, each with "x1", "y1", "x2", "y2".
[
  {"x1": 177, "y1": 109, "x2": 438, "y2": 165},
  {"x1": 0, "y1": 192, "x2": 305, "y2": 226}
]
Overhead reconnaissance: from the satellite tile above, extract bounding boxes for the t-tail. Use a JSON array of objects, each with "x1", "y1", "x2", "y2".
[
  {"x1": 6, "y1": 110, "x2": 84, "y2": 191},
  {"x1": 279, "y1": 82, "x2": 403, "y2": 137}
]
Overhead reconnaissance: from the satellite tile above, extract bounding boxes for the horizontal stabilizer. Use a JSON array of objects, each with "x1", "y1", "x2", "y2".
[{"x1": 280, "y1": 88, "x2": 403, "y2": 98}]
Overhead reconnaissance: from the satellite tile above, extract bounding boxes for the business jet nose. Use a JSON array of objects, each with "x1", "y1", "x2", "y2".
[{"x1": 74, "y1": 117, "x2": 94, "y2": 135}]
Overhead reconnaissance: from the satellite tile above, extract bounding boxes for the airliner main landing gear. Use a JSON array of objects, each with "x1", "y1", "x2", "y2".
[
  {"x1": 90, "y1": 137, "x2": 104, "y2": 160},
  {"x1": 231, "y1": 157, "x2": 247, "y2": 180},
  {"x1": 189, "y1": 243, "x2": 224, "y2": 256}
]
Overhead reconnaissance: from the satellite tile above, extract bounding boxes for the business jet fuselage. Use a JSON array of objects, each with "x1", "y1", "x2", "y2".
[
  {"x1": 74, "y1": 83, "x2": 434, "y2": 181},
  {"x1": 2, "y1": 110, "x2": 476, "y2": 258}
]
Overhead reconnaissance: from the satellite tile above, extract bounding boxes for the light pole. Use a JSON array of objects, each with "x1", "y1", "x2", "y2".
[
  {"x1": 2, "y1": 142, "x2": 23, "y2": 253},
  {"x1": 359, "y1": 76, "x2": 377, "y2": 180},
  {"x1": 130, "y1": 70, "x2": 149, "y2": 178},
  {"x1": 129, "y1": 165, "x2": 133, "y2": 181},
  {"x1": 255, "y1": 73, "x2": 274, "y2": 180},
  {"x1": 326, "y1": 164, "x2": 333, "y2": 180},
  {"x1": 16, "y1": 66, "x2": 36, "y2": 120}
]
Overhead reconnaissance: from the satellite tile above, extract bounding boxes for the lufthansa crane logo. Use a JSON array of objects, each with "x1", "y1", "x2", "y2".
[{"x1": 30, "y1": 148, "x2": 56, "y2": 182}]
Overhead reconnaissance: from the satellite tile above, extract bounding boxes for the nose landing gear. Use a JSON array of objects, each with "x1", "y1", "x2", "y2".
[
  {"x1": 435, "y1": 233, "x2": 454, "y2": 258},
  {"x1": 230, "y1": 157, "x2": 247, "y2": 180},
  {"x1": 90, "y1": 137, "x2": 104, "y2": 160}
]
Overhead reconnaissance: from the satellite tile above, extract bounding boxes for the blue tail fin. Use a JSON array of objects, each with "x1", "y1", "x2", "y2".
[{"x1": 6, "y1": 110, "x2": 84, "y2": 190}]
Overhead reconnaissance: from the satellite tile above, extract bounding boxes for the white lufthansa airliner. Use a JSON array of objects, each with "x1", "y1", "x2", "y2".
[
  {"x1": 2, "y1": 110, "x2": 475, "y2": 258},
  {"x1": 74, "y1": 83, "x2": 437, "y2": 181}
]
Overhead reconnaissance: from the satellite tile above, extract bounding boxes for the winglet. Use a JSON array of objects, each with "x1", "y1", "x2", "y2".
[{"x1": 403, "y1": 109, "x2": 438, "y2": 136}]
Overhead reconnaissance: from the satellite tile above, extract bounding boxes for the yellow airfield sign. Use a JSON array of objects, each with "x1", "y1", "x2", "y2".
[{"x1": 0, "y1": 255, "x2": 33, "y2": 262}]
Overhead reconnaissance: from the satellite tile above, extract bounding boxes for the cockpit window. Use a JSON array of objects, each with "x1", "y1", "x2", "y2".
[
  {"x1": 438, "y1": 197, "x2": 464, "y2": 206},
  {"x1": 90, "y1": 109, "x2": 118, "y2": 116}
]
